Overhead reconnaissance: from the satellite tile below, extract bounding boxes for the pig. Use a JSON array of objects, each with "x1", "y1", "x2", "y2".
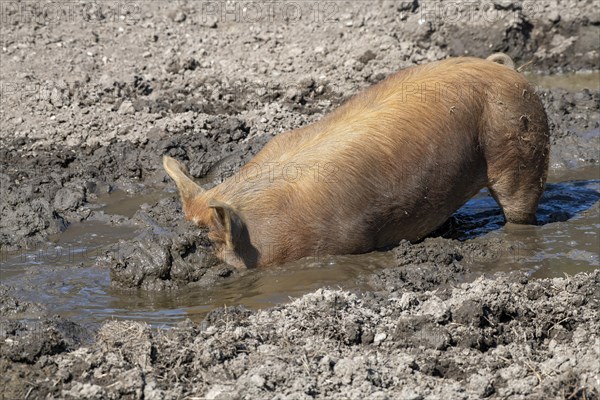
[{"x1": 164, "y1": 53, "x2": 549, "y2": 269}]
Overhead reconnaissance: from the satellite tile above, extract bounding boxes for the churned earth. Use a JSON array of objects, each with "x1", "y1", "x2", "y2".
[
  {"x1": 1, "y1": 1, "x2": 599, "y2": 399},
  {"x1": 1, "y1": 270, "x2": 599, "y2": 399}
]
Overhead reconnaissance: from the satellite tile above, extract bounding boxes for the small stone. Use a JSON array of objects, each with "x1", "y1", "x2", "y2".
[
  {"x1": 118, "y1": 101, "x2": 135, "y2": 115},
  {"x1": 374, "y1": 332, "x2": 387, "y2": 345},
  {"x1": 547, "y1": 10, "x2": 561, "y2": 23},
  {"x1": 172, "y1": 11, "x2": 186, "y2": 23},
  {"x1": 250, "y1": 374, "x2": 266, "y2": 387},
  {"x1": 398, "y1": 388, "x2": 423, "y2": 400},
  {"x1": 357, "y1": 50, "x2": 376, "y2": 64}
]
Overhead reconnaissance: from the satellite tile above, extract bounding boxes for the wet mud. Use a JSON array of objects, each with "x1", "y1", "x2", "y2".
[
  {"x1": 1, "y1": 270, "x2": 598, "y2": 399},
  {"x1": 1, "y1": 1, "x2": 599, "y2": 398}
]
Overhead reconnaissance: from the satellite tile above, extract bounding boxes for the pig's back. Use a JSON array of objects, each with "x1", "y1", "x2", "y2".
[{"x1": 222, "y1": 57, "x2": 533, "y2": 255}]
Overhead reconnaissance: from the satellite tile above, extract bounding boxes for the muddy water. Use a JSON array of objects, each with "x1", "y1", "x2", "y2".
[
  {"x1": 96, "y1": 189, "x2": 167, "y2": 219},
  {"x1": 1, "y1": 165, "x2": 597, "y2": 327},
  {"x1": 525, "y1": 70, "x2": 600, "y2": 91},
  {"x1": 467, "y1": 166, "x2": 599, "y2": 279}
]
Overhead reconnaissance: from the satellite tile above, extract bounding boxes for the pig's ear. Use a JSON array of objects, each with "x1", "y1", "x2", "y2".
[
  {"x1": 163, "y1": 156, "x2": 204, "y2": 210},
  {"x1": 208, "y1": 200, "x2": 244, "y2": 250}
]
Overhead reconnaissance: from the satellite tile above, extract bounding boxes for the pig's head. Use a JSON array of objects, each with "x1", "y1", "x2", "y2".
[{"x1": 163, "y1": 156, "x2": 257, "y2": 269}]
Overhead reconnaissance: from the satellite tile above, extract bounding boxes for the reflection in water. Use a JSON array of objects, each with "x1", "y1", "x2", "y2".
[
  {"x1": 463, "y1": 169, "x2": 599, "y2": 279},
  {"x1": 1, "y1": 168, "x2": 598, "y2": 327},
  {"x1": 538, "y1": 180, "x2": 600, "y2": 223},
  {"x1": 438, "y1": 171, "x2": 600, "y2": 241}
]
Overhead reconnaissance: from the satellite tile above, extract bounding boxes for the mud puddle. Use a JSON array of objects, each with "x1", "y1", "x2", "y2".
[
  {"x1": 95, "y1": 189, "x2": 167, "y2": 219},
  {"x1": 526, "y1": 70, "x2": 600, "y2": 91},
  {"x1": 469, "y1": 165, "x2": 599, "y2": 279},
  {"x1": 103, "y1": 251, "x2": 395, "y2": 327},
  {"x1": 0, "y1": 220, "x2": 138, "y2": 326},
  {"x1": 1, "y1": 165, "x2": 597, "y2": 328}
]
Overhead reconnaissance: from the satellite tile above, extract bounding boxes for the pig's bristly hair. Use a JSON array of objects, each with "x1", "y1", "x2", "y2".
[
  {"x1": 180, "y1": 55, "x2": 548, "y2": 268},
  {"x1": 212, "y1": 58, "x2": 510, "y2": 207}
]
